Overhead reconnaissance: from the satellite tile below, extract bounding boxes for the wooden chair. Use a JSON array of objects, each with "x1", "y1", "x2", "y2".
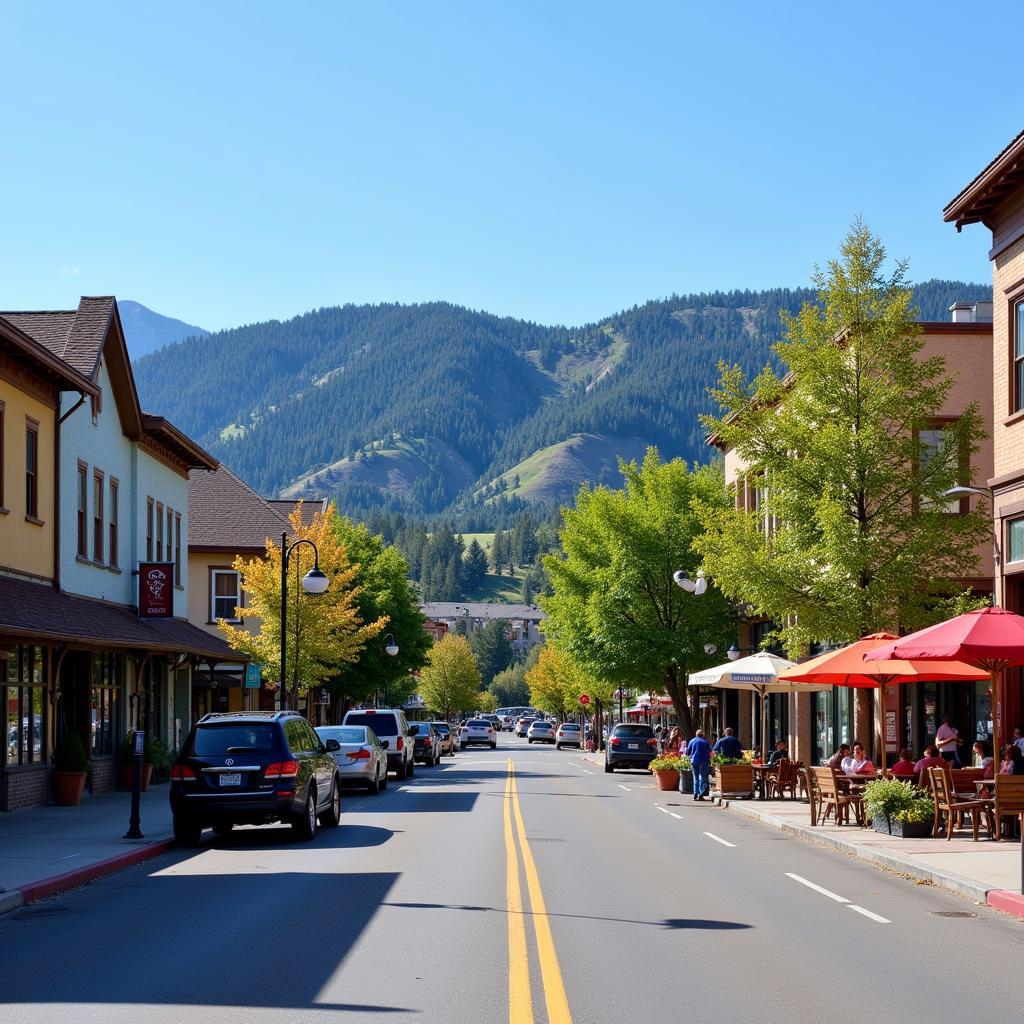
[
  {"x1": 949, "y1": 767, "x2": 983, "y2": 800},
  {"x1": 993, "y1": 776, "x2": 1024, "y2": 841},
  {"x1": 801, "y1": 767, "x2": 819, "y2": 824},
  {"x1": 928, "y1": 767, "x2": 993, "y2": 842},
  {"x1": 766, "y1": 758, "x2": 798, "y2": 800},
  {"x1": 810, "y1": 766, "x2": 865, "y2": 827}
]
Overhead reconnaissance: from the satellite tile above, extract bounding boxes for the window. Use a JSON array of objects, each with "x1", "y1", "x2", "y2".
[
  {"x1": 92, "y1": 469, "x2": 104, "y2": 562},
  {"x1": 1015, "y1": 300, "x2": 1024, "y2": 414},
  {"x1": 166, "y1": 506, "x2": 173, "y2": 565},
  {"x1": 146, "y1": 498, "x2": 154, "y2": 560},
  {"x1": 174, "y1": 512, "x2": 182, "y2": 585},
  {"x1": 211, "y1": 569, "x2": 241, "y2": 622},
  {"x1": 109, "y1": 478, "x2": 119, "y2": 567},
  {"x1": 0, "y1": 400, "x2": 5, "y2": 510},
  {"x1": 919, "y1": 427, "x2": 960, "y2": 513},
  {"x1": 91, "y1": 653, "x2": 121, "y2": 757},
  {"x1": 1009, "y1": 519, "x2": 1024, "y2": 564},
  {"x1": 25, "y1": 418, "x2": 39, "y2": 520},
  {"x1": 2, "y1": 645, "x2": 48, "y2": 768},
  {"x1": 77, "y1": 462, "x2": 88, "y2": 557},
  {"x1": 156, "y1": 502, "x2": 164, "y2": 560}
]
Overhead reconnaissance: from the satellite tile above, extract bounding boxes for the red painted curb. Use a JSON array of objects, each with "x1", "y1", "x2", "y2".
[
  {"x1": 987, "y1": 890, "x2": 1024, "y2": 919},
  {"x1": 18, "y1": 838, "x2": 176, "y2": 904}
]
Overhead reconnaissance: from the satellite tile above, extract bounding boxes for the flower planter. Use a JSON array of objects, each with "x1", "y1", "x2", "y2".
[
  {"x1": 678, "y1": 769, "x2": 694, "y2": 794},
  {"x1": 51, "y1": 771, "x2": 87, "y2": 807},
  {"x1": 653, "y1": 768, "x2": 680, "y2": 791},
  {"x1": 871, "y1": 814, "x2": 932, "y2": 839},
  {"x1": 119, "y1": 762, "x2": 154, "y2": 792},
  {"x1": 714, "y1": 763, "x2": 755, "y2": 798}
]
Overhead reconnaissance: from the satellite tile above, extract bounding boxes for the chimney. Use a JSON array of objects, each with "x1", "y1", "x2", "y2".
[{"x1": 948, "y1": 300, "x2": 993, "y2": 323}]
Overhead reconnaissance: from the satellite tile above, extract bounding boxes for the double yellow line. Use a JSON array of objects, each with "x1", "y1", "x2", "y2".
[{"x1": 504, "y1": 760, "x2": 573, "y2": 1024}]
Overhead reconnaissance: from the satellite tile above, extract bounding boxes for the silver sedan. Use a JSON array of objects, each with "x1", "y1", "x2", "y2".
[{"x1": 316, "y1": 725, "x2": 389, "y2": 794}]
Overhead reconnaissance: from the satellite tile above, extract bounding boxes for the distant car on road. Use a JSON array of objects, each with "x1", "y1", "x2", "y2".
[
  {"x1": 555, "y1": 723, "x2": 582, "y2": 749},
  {"x1": 460, "y1": 719, "x2": 498, "y2": 749},
  {"x1": 430, "y1": 721, "x2": 456, "y2": 755},
  {"x1": 316, "y1": 724, "x2": 388, "y2": 794},
  {"x1": 527, "y1": 721, "x2": 555, "y2": 744},
  {"x1": 604, "y1": 723, "x2": 658, "y2": 773},
  {"x1": 341, "y1": 708, "x2": 415, "y2": 779},
  {"x1": 500, "y1": 715, "x2": 515, "y2": 732},
  {"x1": 515, "y1": 717, "x2": 537, "y2": 737},
  {"x1": 410, "y1": 722, "x2": 442, "y2": 766}
]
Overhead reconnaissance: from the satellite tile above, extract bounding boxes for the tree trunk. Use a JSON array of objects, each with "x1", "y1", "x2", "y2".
[{"x1": 664, "y1": 665, "x2": 694, "y2": 737}]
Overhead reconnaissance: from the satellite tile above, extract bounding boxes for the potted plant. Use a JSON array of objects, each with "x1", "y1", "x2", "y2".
[
  {"x1": 711, "y1": 754, "x2": 754, "y2": 797},
  {"x1": 650, "y1": 754, "x2": 689, "y2": 792},
  {"x1": 51, "y1": 733, "x2": 90, "y2": 806},
  {"x1": 864, "y1": 778, "x2": 932, "y2": 837},
  {"x1": 119, "y1": 733, "x2": 169, "y2": 791},
  {"x1": 146, "y1": 737, "x2": 172, "y2": 783}
]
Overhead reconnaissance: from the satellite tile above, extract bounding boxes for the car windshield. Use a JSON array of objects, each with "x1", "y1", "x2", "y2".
[
  {"x1": 560, "y1": 724, "x2": 580, "y2": 731},
  {"x1": 467, "y1": 720, "x2": 490, "y2": 727},
  {"x1": 612, "y1": 725, "x2": 654, "y2": 738},
  {"x1": 532, "y1": 723, "x2": 551, "y2": 729},
  {"x1": 345, "y1": 713, "x2": 399, "y2": 736},
  {"x1": 409, "y1": 723, "x2": 429, "y2": 735},
  {"x1": 431, "y1": 724, "x2": 451, "y2": 735},
  {"x1": 317, "y1": 726, "x2": 365, "y2": 745},
  {"x1": 191, "y1": 724, "x2": 277, "y2": 756}
]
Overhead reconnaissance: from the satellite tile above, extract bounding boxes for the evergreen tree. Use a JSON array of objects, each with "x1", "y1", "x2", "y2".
[
  {"x1": 463, "y1": 539, "x2": 489, "y2": 591},
  {"x1": 469, "y1": 619, "x2": 515, "y2": 686}
]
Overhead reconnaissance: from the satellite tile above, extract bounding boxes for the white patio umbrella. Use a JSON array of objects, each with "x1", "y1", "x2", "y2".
[{"x1": 688, "y1": 652, "x2": 830, "y2": 761}]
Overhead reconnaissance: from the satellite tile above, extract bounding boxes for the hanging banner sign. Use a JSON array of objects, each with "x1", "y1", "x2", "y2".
[
  {"x1": 244, "y1": 664, "x2": 262, "y2": 689},
  {"x1": 138, "y1": 562, "x2": 173, "y2": 618}
]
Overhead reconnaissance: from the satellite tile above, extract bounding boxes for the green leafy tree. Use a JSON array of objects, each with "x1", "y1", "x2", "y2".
[
  {"x1": 417, "y1": 634, "x2": 482, "y2": 718},
  {"x1": 327, "y1": 516, "x2": 431, "y2": 710},
  {"x1": 542, "y1": 449, "x2": 735, "y2": 735},
  {"x1": 696, "y1": 222, "x2": 990, "y2": 655},
  {"x1": 469, "y1": 619, "x2": 515, "y2": 686},
  {"x1": 488, "y1": 646, "x2": 538, "y2": 707}
]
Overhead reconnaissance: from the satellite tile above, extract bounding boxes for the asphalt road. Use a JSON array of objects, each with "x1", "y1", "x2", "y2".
[{"x1": 2, "y1": 737, "x2": 1023, "y2": 1023}]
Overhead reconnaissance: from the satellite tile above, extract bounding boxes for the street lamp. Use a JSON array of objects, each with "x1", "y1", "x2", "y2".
[
  {"x1": 673, "y1": 568, "x2": 707, "y2": 594},
  {"x1": 279, "y1": 531, "x2": 329, "y2": 712},
  {"x1": 614, "y1": 687, "x2": 625, "y2": 722},
  {"x1": 703, "y1": 643, "x2": 717, "y2": 656},
  {"x1": 384, "y1": 633, "x2": 399, "y2": 657}
]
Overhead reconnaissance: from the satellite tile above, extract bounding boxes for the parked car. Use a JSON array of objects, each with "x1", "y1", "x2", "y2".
[
  {"x1": 604, "y1": 723, "x2": 658, "y2": 773},
  {"x1": 315, "y1": 724, "x2": 388, "y2": 793},
  {"x1": 483, "y1": 715, "x2": 502, "y2": 732},
  {"x1": 409, "y1": 721, "x2": 442, "y2": 766},
  {"x1": 460, "y1": 719, "x2": 498, "y2": 749},
  {"x1": 431, "y1": 721, "x2": 456, "y2": 755},
  {"x1": 515, "y1": 717, "x2": 537, "y2": 738},
  {"x1": 555, "y1": 723, "x2": 582, "y2": 749},
  {"x1": 527, "y1": 721, "x2": 555, "y2": 744},
  {"x1": 169, "y1": 711, "x2": 342, "y2": 846},
  {"x1": 501, "y1": 715, "x2": 515, "y2": 732},
  {"x1": 342, "y1": 708, "x2": 415, "y2": 779}
]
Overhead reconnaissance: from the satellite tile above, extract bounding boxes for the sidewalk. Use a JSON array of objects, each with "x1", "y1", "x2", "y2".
[
  {"x1": 582, "y1": 752, "x2": 1024, "y2": 919},
  {"x1": 0, "y1": 785, "x2": 174, "y2": 914}
]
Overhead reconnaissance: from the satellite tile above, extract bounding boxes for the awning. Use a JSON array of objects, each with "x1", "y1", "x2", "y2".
[{"x1": 0, "y1": 575, "x2": 245, "y2": 663}]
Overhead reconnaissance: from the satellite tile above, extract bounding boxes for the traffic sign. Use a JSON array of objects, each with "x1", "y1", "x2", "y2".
[{"x1": 579, "y1": 694, "x2": 591, "y2": 705}]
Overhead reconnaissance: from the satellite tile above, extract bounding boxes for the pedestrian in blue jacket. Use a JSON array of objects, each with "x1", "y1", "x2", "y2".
[{"x1": 686, "y1": 729, "x2": 712, "y2": 801}]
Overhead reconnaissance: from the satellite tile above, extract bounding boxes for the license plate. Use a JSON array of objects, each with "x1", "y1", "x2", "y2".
[
  {"x1": 219, "y1": 773, "x2": 242, "y2": 786},
  {"x1": 628, "y1": 743, "x2": 639, "y2": 750}
]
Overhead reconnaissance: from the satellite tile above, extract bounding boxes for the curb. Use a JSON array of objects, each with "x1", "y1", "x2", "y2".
[
  {"x1": 1, "y1": 838, "x2": 175, "y2": 914},
  {"x1": 987, "y1": 890, "x2": 1024, "y2": 919}
]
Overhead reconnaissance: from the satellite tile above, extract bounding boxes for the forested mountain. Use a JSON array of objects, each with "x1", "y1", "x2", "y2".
[
  {"x1": 133, "y1": 281, "x2": 990, "y2": 518},
  {"x1": 117, "y1": 300, "x2": 207, "y2": 360}
]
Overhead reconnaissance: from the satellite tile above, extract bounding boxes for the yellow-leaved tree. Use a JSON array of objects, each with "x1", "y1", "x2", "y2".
[
  {"x1": 219, "y1": 503, "x2": 387, "y2": 707},
  {"x1": 526, "y1": 645, "x2": 608, "y2": 719}
]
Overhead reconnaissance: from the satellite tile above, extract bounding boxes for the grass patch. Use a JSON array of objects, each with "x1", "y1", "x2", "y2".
[
  {"x1": 461, "y1": 532, "x2": 494, "y2": 553},
  {"x1": 463, "y1": 570, "x2": 525, "y2": 603}
]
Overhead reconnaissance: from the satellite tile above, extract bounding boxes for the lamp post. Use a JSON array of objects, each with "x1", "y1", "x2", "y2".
[
  {"x1": 376, "y1": 633, "x2": 399, "y2": 707},
  {"x1": 673, "y1": 568, "x2": 707, "y2": 594},
  {"x1": 279, "y1": 532, "x2": 329, "y2": 712},
  {"x1": 614, "y1": 688, "x2": 624, "y2": 723},
  {"x1": 944, "y1": 485, "x2": 1000, "y2": 602}
]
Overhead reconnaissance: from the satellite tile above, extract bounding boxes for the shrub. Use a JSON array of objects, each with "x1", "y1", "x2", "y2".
[
  {"x1": 711, "y1": 753, "x2": 744, "y2": 766},
  {"x1": 52, "y1": 732, "x2": 90, "y2": 773},
  {"x1": 863, "y1": 778, "x2": 916, "y2": 825},
  {"x1": 894, "y1": 797, "x2": 934, "y2": 823},
  {"x1": 650, "y1": 754, "x2": 691, "y2": 772}
]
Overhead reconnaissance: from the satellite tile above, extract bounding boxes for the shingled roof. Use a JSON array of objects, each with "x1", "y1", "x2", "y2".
[
  {"x1": 0, "y1": 296, "x2": 115, "y2": 378},
  {"x1": 188, "y1": 465, "x2": 292, "y2": 551}
]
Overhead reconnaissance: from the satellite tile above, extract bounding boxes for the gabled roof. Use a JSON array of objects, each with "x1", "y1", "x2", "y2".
[
  {"x1": 0, "y1": 316, "x2": 98, "y2": 397},
  {"x1": 420, "y1": 601, "x2": 546, "y2": 621},
  {"x1": 188, "y1": 465, "x2": 292, "y2": 552},
  {"x1": 944, "y1": 128, "x2": 1024, "y2": 230},
  {"x1": 268, "y1": 498, "x2": 329, "y2": 526},
  {"x1": 141, "y1": 414, "x2": 217, "y2": 471},
  {"x1": 0, "y1": 296, "x2": 116, "y2": 379}
]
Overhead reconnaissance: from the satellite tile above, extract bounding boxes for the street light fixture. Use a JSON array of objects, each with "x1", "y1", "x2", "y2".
[
  {"x1": 279, "y1": 531, "x2": 330, "y2": 712},
  {"x1": 703, "y1": 643, "x2": 717, "y2": 656},
  {"x1": 384, "y1": 633, "x2": 399, "y2": 657},
  {"x1": 673, "y1": 568, "x2": 707, "y2": 595}
]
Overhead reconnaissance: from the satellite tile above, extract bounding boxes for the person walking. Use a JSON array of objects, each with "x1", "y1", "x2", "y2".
[
  {"x1": 665, "y1": 726, "x2": 683, "y2": 756},
  {"x1": 686, "y1": 729, "x2": 712, "y2": 801}
]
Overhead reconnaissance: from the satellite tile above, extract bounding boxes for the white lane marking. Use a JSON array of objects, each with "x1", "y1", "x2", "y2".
[
  {"x1": 785, "y1": 872, "x2": 849, "y2": 904},
  {"x1": 656, "y1": 806, "x2": 670, "y2": 814},
  {"x1": 582, "y1": 769, "x2": 593, "y2": 774},
  {"x1": 617, "y1": 784, "x2": 631, "y2": 792},
  {"x1": 848, "y1": 905, "x2": 891, "y2": 924},
  {"x1": 669, "y1": 812, "x2": 682, "y2": 819},
  {"x1": 703, "y1": 831, "x2": 735, "y2": 847}
]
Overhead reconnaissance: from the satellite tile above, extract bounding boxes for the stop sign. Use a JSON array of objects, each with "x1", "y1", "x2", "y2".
[{"x1": 579, "y1": 694, "x2": 591, "y2": 705}]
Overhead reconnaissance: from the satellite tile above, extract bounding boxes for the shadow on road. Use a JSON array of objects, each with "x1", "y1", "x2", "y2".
[{"x1": 211, "y1": 822, "x2": 397, "y2": 849}]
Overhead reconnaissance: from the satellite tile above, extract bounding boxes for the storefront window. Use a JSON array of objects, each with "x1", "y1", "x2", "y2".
[
  {"x1": 91, "y1": 653, "x2": 122, "y2": 757},
  {"x1": 3, "y1": 645, "x2": 48, "y2": 767},
  {"x1": 1008, "y1": 518, "x2": 1024, "y2": 564}
]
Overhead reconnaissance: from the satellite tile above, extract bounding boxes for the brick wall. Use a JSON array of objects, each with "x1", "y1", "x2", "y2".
[
  {"x1": 90, "y1": 755, "x2": 115, "y2": 794},
  {"x1": 0, "y1": 764, "x2": 50, "y2": 811}
]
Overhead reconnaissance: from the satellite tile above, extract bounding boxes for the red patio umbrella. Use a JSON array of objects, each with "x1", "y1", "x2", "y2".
[
  {"x1": 864, "y1": 608, "x2": 1024, "y2": 774},
  {"x1": 778, "y1": 633, "x2": 987, "y2": 771}
]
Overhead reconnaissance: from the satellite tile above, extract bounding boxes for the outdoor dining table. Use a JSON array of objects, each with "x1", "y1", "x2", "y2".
[{"x1": 752, "y1": 764, "x2": 776, "y2": 799}]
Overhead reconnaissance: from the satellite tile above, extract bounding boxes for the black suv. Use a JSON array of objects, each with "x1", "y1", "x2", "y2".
[
  {"x1": 604, "y1": 723, "x2": 658, "y2": 772},
  {"x1": 170, "y1": 712, "x2": 342, "y2": 845}
]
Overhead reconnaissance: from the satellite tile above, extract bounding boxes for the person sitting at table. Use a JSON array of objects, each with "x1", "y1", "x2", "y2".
[
  {"x1": 972, "y1": 740, "x2": 994, "y2": 778},
  {"x1": 913, "y1": 745, "x2": 947, "y2": 774},
  {"x1": 1000, "y1": 744, "x2": 1024, "y2": 775},
  {"x1": 840, "y1": 741, "x2": 874, "y2": 776},
  {"x1": 712, "y1": 727, "x2": 743, "y2": 760},
  {"x1": 890, "y1": 748, "x2": 916, "y2": 778},
  {"x1": 766, "y1": 739, "x2": 788, "y2": 765},
  {"x1": 825, "y1": 743, "x2": 851, "y2": 770}
]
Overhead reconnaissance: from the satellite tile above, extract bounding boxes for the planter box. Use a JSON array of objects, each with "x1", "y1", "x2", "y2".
[
  {"x1": 653, "y1": 769, "x2": 680, "y2": 791},
  {"x1": 52, "y1": 771, "x2": 86, "y2": 807},
  {"x1": 678, "y1": 769, "x2": 694, "y2": 794},
  {"x1": 871, "y1": 814, "x2": 932, "y2": 839},
  {"x1": 714, "y1": 763, "x2": 754, "y2": 798}
]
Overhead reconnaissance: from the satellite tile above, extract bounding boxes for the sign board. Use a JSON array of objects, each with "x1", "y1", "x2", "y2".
[
  {"x1": 244, "y1": 664, "x2": 262, "y2": 689},
  {"x1": 133, "y1": 730, "x2": 145, "y2": 756},
  {"x1": 579, "y1": 694, "x2": 591, "y2": 706},
  {"x1": 138, "y1": 562, "x2": 173, "y2": 618}
]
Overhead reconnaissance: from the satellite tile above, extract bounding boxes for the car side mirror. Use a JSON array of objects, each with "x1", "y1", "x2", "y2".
[{"x1": 324, "y1": 739, "x2": 341, "y2": 753}]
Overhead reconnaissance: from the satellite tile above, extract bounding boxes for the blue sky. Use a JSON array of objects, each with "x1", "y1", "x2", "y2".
[{"x1": 0, "y1": 1, "x2": 1017, "y2": 332}]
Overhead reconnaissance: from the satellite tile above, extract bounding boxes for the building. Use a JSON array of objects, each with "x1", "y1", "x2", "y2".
[
  {"x1": 710, "y1": 311, "x2": 994, "y2": 764},
  {"x1": 945, "y1": 127, "x2": 1024, "y2": 742},
  {"x1": 0, "y1": 297, "x2": 241, "y2": 809},
  {"x1": 418, "y1": 602, "x2": 545, "y2": 655}
]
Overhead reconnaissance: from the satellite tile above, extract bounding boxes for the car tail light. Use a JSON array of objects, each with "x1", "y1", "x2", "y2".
[
  {"x1": 610, "y1": 737, "x2": 620, "y2": 747},
  {"x1": 350, "y1": 748, "x2": 371, "y2": 760},
  {"x1": 647, "y1": 738, "x2": 658, "y2": 748},
  {"x1": 171, "y1": 764, "x2": 196, "y2": 781},
  {"x1": 396, "y1": 737, "x2": 404, "y2": 751},
  {"x1": 264, "y1": 760, "x2": 299, "y2": 779},
  {"x1": 487, "y1": 728, "x2": 493, "y2": 734}
]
